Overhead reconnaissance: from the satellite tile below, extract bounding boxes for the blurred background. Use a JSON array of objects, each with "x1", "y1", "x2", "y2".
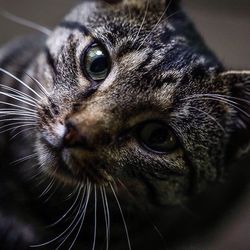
[{"x1": 0, "y1": 0, "x2": 250, "y2": 69}]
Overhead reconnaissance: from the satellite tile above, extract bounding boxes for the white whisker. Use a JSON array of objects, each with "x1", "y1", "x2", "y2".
[
  {"x1": 0, "y1": 84, "x2": 39, "y2": 103},
  {"x1": 30, "y1": 184, "x2": 88, "y2": 248},
  {"x1": 0, "y1": 109, "x2": 38, "y2": 118},
  {"x1": 67, "y1": 182, "x2": 91, "y2": 250},
  {"x1": 117, "y1": 179, "x2": 166, "y2": 242},
  {"x1": 214, "y1": 94, "x2": 250, "y2": 104},
  {"x1": 0, "y1": 122, "x2": 36, "y2": 134},
  {"x1": 44, "y1": 182, "x2": 61, "y2": 203},
  {"x1": 11, "y1": 153, "x2": 38, "y2": 165},
  {"x1": 92, "y1": 185, "x2": 97, "y2": 250},
  {"x1": 10, "y1": 126, "x2": 35, "y2": 140},
  {"x1": 138, "y1": 0, "x2": 177, "y2": 50},
  {"x1": 100, "y1": 186, "x2": 109, "y2": 250},
  {"x1": 47, "y1": 186, "x2": 83, "y2": 228},
  {"x1": 184, "y1": 96, "x2": 250, "y2": 118},
  {"x1": 0, "y1": 68, "x2": 43, "y2": 99},
  {"x1": 132, "y1": 0, "x2": 150, "y2": 46},
  {"x1": 0, "y1": 119, "x2": 35, "y2": 129},
  {"x1": 110, "y1": 183, "x2": 131, "y2": 250},
  {"x1": 0, "y1": 120, "x2": 36, "y2": 128},
  {"x1": 0, "y1": 91, "x2": 37, "y2": 107},
  {"x1": 24, "y1": 73, "x2": 50, "y2": 97},
  {"x1": 103, "y1": 187, "x2": 110, "y2": 250},
  {"x1": 0, "y1": 100, "x2": 38, "y2": 113},
  {"x1": 0, "y1": 114, "x2": 38, "y2": 119},
  {"x1": 39, "y1": 178, "x2": 56, "y2": 198},
  {"x1": 189, "y1": 106, "x2": 226, "y2": 133}
]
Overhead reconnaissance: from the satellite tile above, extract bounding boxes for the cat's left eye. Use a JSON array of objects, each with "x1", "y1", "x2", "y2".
[
  {"x1": 82, "y1": 43, "x2": 111, "y2": 82},
  {"x1": 137, "y1": 122, "x2": 178, "y2": 153}
]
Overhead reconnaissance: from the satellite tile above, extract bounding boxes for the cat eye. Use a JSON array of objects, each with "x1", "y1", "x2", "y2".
[
  {"x1": 137, "y1": 122, "x2": 178, "y2": 153},
  {"x1": 82, "y1": 43, "x2": 111, "y2": 82}
]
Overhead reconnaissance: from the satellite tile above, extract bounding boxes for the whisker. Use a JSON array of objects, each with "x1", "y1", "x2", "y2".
[
  {"x1": 185, "y1": 94, "x2": 239, "y2": 105},
  {"x1": 0, "y1": 101, "x2": 36, "y2": 114},
  {"x1": 66, "y1": 185, "x2": 80, "y2": 200},
  {"x1": 11, "y1": 152, "x2": 38, "y2": 165},
  {"x1": 188, "y1": 106, "x2": 226, "y2": 133},
  {"x1": 10, "y1": 127, "x2": 35, "y2": 140},
  {"x1": 32, "y1": 163, "x2": 49, "y2": 185},
  {"x1": 1, "y1": 10, "x2": 52, "y2": 36},
  {"x1": 0, "y1": 122, "x2": 36, "y2": 134},
  {"x1": 0, "y1": 91, "x2": 37, "y2": 107},
  {"x1": 0, "y1": 123, "x2": 36, "y2": 134},
  {"x1": 92, "y1": 185, "x2": 97, "y2": 250},
  {"x1": 103, "y1": 186, "x2": 111, "y2": 250},
  {"x1": 39, "y1": 178, "x2": 56, "y2": 198},
  {"x1": 0, "y1": 109, "x2": 38, "y2": 118},
  {"x1": 110, "y1": 183, "x2": 131, "y2": 250},
  {"x1": 0, "y1": 84, "x2": 39, "y2": 103},
  {"x1": 0, "y1": 117, "x2": 36, "y2": 123},
  {"x1": 126, "y1": 2, "x2": 132, "y2": 20},
  {"x1": 0, "y1": 114, "x2": 38, "y2": 120},
  {"x1": 0, "y1": 120, "x2": 36, "y2": 130},
  {"x1": 47, "y1": 186, "x2": 83, "y2": 228},
  {"x1": 132, "y1": 0, "x2": 150, "y2": 46},
  {"x1": 0, "y1": 100, "x2": 38, "y2": 113},
  {"x1": 67, "y1": 182, "x2": 92, "y2": 250},
  {"x1": 24, "y1": 73, "x2": 50, "y2": 97},
  {"x1": 0, "y1": 68, "x2": 43, "y2": 99},
  {"x1": 30, "y1": 184, "x2": 88, "y2": 248},
  {"x1": 184, "y1": 96, "x2": 250, "y2": 118},
  {"x1": 204, "y1": 94, "x2": 250, "y2": 105},
  {"x1": 44, "y1": 182, "x2": 61, "y2": 203},
  {"x1": 0, "y1": 122, "x2": 36, "y2": 130},
  {"x1": 26, "y1": 163, "x2": 43, "y2": 180},
  {"x1": 138, "y1": 0, "x2": 178, "y2": 50},
  {"x1": 222, "y1": 96, "x2": 250, "y2": 104},
  {"x1": 100, "y1": 186, "x2": 109, "y2": 250},
  {"x1": 117, "y1": 179, "x2": 166, "y2": 247}
]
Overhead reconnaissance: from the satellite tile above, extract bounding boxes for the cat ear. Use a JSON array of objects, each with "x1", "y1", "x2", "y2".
[{"x1": 219, "y1": 71, "x2": 250, "y2": 160}]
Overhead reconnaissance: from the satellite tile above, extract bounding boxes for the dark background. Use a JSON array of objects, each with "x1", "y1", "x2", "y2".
[{"x1": 0, "y1": 0, "x2": 250, "y2": 69}]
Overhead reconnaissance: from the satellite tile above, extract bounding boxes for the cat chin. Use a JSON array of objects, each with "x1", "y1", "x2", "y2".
[{"x1": 63, "y1": 148, "x2": 112, "y2": 178}]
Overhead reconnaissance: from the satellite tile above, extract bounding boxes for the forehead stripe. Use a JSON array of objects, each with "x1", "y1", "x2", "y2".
[{"x1": 59, "y1": 21, "x2": 90, "y2": 36}]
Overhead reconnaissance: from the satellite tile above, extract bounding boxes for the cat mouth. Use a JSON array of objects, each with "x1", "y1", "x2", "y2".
[
  {"x1": 39, "y1": 138, "x2": 112, "y2": 185},
  {"x1": 60, "y1": 149, "x2": 113, "y2": 185}
]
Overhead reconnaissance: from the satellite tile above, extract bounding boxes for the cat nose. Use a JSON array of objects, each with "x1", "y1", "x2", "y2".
[{"x1": 63, "y1": 121, "x2": 91, "y2": 149}]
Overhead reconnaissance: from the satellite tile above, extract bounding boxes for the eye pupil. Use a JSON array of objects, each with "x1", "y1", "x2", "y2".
[
  {"x1": 148, "y1": 128, "x2": 168, "y2": 145},
  {"x1": 90, "y1": 56, "x2": 108, "y2": 74},
  {"x1": 138, "y1": 122, "x2": 178, "y2": 153}
]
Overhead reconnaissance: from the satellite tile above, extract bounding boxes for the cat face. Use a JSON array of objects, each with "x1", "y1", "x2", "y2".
[{"x1": 34, "y1": 0, "x2": 250, "y2": 207}]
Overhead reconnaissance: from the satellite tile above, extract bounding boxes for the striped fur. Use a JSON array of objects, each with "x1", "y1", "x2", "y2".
[{"x1": 0, "y1": 0, "x2": 249, "y2": 249}]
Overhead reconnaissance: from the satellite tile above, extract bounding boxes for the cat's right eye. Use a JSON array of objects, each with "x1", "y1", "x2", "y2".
[
  {"x1": 136, "y1": 121, "x2": 179, "y2": 154},
  {"x1": 82, "y1": 43, "x2": 111, "y2": 82}
]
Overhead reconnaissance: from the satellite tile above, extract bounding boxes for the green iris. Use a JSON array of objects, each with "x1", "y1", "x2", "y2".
[{"x1": 83, "y1": 44, "x2": 110, "y2": 82}]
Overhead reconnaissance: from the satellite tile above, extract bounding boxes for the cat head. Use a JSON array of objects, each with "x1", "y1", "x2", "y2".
[{"x1": 33, "y1": 0, "x2": 250, "y2": 207}]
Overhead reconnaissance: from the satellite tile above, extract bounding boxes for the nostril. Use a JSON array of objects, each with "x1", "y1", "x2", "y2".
[{"x1": 64, "y1": 121, "x2": 90, "y2": 149}]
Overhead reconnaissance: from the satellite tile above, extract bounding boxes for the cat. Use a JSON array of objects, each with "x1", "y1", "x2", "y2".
[{"x1": 0, "y1": 0, "x2": 250, "y2": 249}]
